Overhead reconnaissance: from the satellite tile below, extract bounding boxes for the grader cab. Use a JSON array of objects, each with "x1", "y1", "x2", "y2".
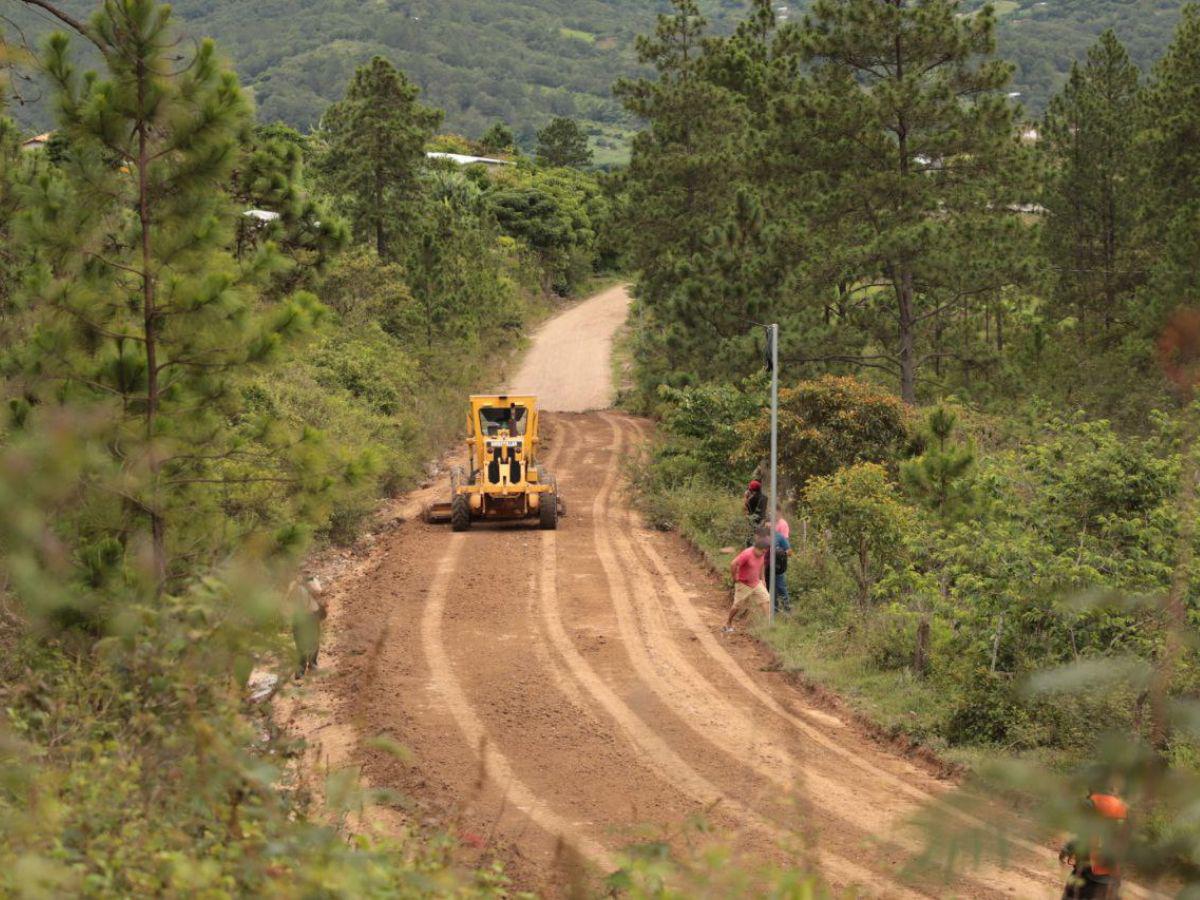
[{"x1": 425, "y1": 395, "x2": 560, "y2": 531}]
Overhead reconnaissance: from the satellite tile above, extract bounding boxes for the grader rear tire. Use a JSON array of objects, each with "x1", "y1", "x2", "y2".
[{"x1": 451, "y1": 493, "x2": 471, "y2": 531}]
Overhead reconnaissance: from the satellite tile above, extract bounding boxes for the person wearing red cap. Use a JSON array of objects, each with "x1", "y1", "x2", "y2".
[{"x1": 744, "y1": 478, "x2": 767, "y2": 537}]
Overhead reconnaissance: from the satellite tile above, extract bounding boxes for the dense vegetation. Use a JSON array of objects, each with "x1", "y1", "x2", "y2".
[
  {"x1": 622, "y1": 0, "x2": 1200, "y2": 885},
  {"x1": 979, "y1": 0, "x2": 1186, "y2": 113},
  {"x1": 0, "y1": 0, "x2": 755, "y2": 164},
  {"x1": 0, "y1": 1, "x2": 618, "y2": 893},
  {"x1": 3, "y1": 0, "x2": 1200, "y2": 893},
  {"x1": 2, "y1": 0, "x2": 1190, "y2": 159}
]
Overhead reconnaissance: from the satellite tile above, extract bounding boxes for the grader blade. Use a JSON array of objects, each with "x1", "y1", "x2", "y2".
[{"x1": 424, "y1": 501, "x2": 453, "y2": 524}]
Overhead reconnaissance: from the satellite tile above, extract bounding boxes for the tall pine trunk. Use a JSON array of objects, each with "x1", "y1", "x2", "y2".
[
  {"x1": 897, "y1": 267, "x2": 918, "y2": 404},
  {"x1": 374, "y1": 163, "x2": 387, "y2": 258},
  {"x1": 893, "y1": 33, "x2": 917, "y2": 406},
  {"x1": 137, "y1": 55, "x2": 167, "y2": 588}
]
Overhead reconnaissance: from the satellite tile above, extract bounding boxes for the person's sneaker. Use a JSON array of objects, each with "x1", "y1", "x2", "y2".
[{"x1": 721, "y1": 626, "x2": 735, "y2": 635}]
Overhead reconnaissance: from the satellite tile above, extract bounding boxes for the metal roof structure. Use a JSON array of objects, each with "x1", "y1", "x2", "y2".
[{"x1": 425, "y1": 151, "x2": 513, "y2": 168}]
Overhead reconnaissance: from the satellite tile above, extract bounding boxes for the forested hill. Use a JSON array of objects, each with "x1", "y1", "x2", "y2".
[
  {"x1": 4, "y1": 0, "x2": 1187, "y2": 148},
  {"x1": 165, "y1": 0, "x2": 674, "y2": 141},
  {"x1": 142, "y1": 1, "x2": 1197, "y2": 124},
  {"x1": 4, "y1": 0, "x2": 746, "y2": 157},
  {"x1": 971, "y1": 0, "x2": 1185, "y2": 110}
]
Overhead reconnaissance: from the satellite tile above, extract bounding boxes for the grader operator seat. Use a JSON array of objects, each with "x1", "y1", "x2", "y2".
[
  {"x1": 480, "y1": 403, "x2": 527, "y2": 485},
  {"x1": 425, "y1": 395, "x2": 560, "y2": 531}
]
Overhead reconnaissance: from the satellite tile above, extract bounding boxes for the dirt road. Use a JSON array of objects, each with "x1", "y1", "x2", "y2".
[
  {"x1": 507, "y1": 283, "x2": 631, "y2": 411},
  {"x1": 308, "y1": 286, "x2": 1068, "y2": 897}
]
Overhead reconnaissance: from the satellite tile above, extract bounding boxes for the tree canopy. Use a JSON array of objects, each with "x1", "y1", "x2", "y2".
[
  {"x1": 316, "y1": 56, "x2": 442, "y2": 258},
  {"x1": 535, "y1": 116, "x2": 593, "y2": 168}
]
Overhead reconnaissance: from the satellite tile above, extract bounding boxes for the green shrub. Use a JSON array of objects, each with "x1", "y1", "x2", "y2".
[
  {"x1": 737, "y1": 375, "x2": 911, "y2": 492},
  {"x1": 633, "y1": 469, "x2": 744, "y2": 551},
  {"x1": 657, "y1": 379, "x2": 766, "y2": 486},
  {"x1": 944, "y1": 671, "x2": 1032, "y2": 746},
  {"x1": 310, "y1": 325, "x2": 418, "y2": 417},
  {"x1": 805, "y1": 463, "x2": 913, "y2": 607},
  {"x1": 864, "y1": 602, "x2": 953, "y2": 673}
]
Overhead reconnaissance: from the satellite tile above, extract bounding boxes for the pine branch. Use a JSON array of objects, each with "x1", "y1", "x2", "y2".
[
  {"x1": 10, "y1": 0, "x2": 99, "y2": 48},
  {"x1": 164, "y1": 476, "x2": 300, "y2": 487},
  {"x1": 85, "y1": 251, "x2": 146, "y2": 280}
]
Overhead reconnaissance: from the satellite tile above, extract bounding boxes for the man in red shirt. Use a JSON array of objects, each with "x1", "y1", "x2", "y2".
[{"x1": 723, "y1": 526, "x2": 771, "y2": 633}]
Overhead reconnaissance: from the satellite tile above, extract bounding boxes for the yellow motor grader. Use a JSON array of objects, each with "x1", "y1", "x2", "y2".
[{"x1": 425, "y1": 395, "x2": 561, "y2": 531}]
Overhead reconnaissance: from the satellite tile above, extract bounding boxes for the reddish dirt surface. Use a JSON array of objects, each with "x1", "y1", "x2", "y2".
[
  {"x1": 287, "y1": 287, "x2": 1082, "y2": 898},
  {"x1": 505, "y1": 283, "x2": 631, "y2": 412}
]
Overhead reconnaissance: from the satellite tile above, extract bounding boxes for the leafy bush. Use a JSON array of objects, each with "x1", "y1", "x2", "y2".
[
  {"x1": 486, "y1": 164, "x2": 610, "y2": 294},
  {"x1": 944, "y1": 671, "x2": 1033, "y2": 746},
  {"x1": 657, "y1": 378, "x2": 766, "y2": 487},
  {"x1": 638, "y1": 370, "x2": 1195, "y2": 764},
  {"x1": 737, "y1": 375, "x2": 911, "y2": 493},
  {"x1": 630, "y1": 453, "x2": 745, "y2": 551},
  {"x1": 865, "y1": 602, "x2": 952, "y2": 673},
  {"x1": 805, "y1": 463, "x2": 913, "y2": 608}
]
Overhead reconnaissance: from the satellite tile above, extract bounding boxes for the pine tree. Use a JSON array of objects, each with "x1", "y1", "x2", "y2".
[
  {"x1": 317, "y1": 56, "x2": 442, "y2": 259},
  {"x1": 1041, "y1": 31, "x2": 1143, "y2": 340},
  {"x1": 794, "y1": 0, "x2": 1034, "y2": 403},
  {"x1": 231, "y1": 123, "x2": 348, "y2": 290},
  {"x1": 0, "y1": 110, "x2": 22, "y2": 320},
  {"x1": 614, "y1": 0, "x2": 758, "y2": 390},
  {"x1": 479, "y1": 121, "x2": 515, "y2": 154},
  {"x1": 0, "y1": 36, "x2": 28, "y2": 324},
  {"x1": 11, "y1": 0, "x2": 336, "y2": 586},
  {"x1": 1140, "y1": 4, "x2": 1200, "y2": 331},
  {"x1": 656, "y1": 189, "x2": 779, "y2": 381},
  {"x1": 900, "y1": 405, "x2": 975, "y2": 675},
  {"x1": 534, "y1": 116, "x2": 592, "y2": 168},
  {"x1": 900, "y1": 407, "x2": 975, "y2": 523},
  {"x1": 405, "y1": 170, "x2": 514, "y2": 348}
]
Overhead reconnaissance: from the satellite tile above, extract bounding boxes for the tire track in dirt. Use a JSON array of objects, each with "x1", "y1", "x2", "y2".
[
  {"x1": 547, "y1": 416, "x2": 929, "y2": 898},
  {"x1": 419, "y1": 530, "x2": 612, "y2": 869},
  {"x1": 601, "y1": 415, "x2": 1062, "y2": 897},
  {"x1": 316, "y1": 285, "x2": 1161, "y2": 898},
  {"x1": 418, "y1": 415, "x2": 755, "y2": 887},
  {"x1": 618, "y1": 415, "x2": 1169, "y2": 900},
  {"x1": 327, "y1": 418, "x2": 646, "y2": 891}
]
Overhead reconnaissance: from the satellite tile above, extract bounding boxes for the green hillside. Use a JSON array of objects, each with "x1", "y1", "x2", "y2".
[
  {"x1": 4, "y1": 0, "x2": 751, "y2": 150},
  {"x1": 971, "y1": 0, "x2": 1185, "y2": 112},
  {"x1": 2, "y1": 0, "x2": 1190, "y2": 142}
]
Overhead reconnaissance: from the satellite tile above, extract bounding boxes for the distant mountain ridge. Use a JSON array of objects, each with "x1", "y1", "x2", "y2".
[{"x1": 3, "y1": 0, "x2": 1189, "y2": 146}]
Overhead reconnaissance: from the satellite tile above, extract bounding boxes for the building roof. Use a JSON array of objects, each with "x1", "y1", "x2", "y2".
[
  {"x1": 426, "y1": 151, "x2": 513, "y2": 167},
  {"x1": 21, "y1": 132, "x2": 54, "y2": 150}
]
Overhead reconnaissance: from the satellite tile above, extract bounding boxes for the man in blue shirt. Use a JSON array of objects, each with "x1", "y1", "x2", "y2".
[{"x1": 771, "y1": 529, "x2": 791, "y2": 614}]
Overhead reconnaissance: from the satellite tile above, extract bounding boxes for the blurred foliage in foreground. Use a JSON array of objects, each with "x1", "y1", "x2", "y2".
[
  {"x1": 0, "y1": 415, "x2": 507, "y2": 897},
  {"x1": 0, "y1": 0, "x2": 618, "y2": 894}
]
